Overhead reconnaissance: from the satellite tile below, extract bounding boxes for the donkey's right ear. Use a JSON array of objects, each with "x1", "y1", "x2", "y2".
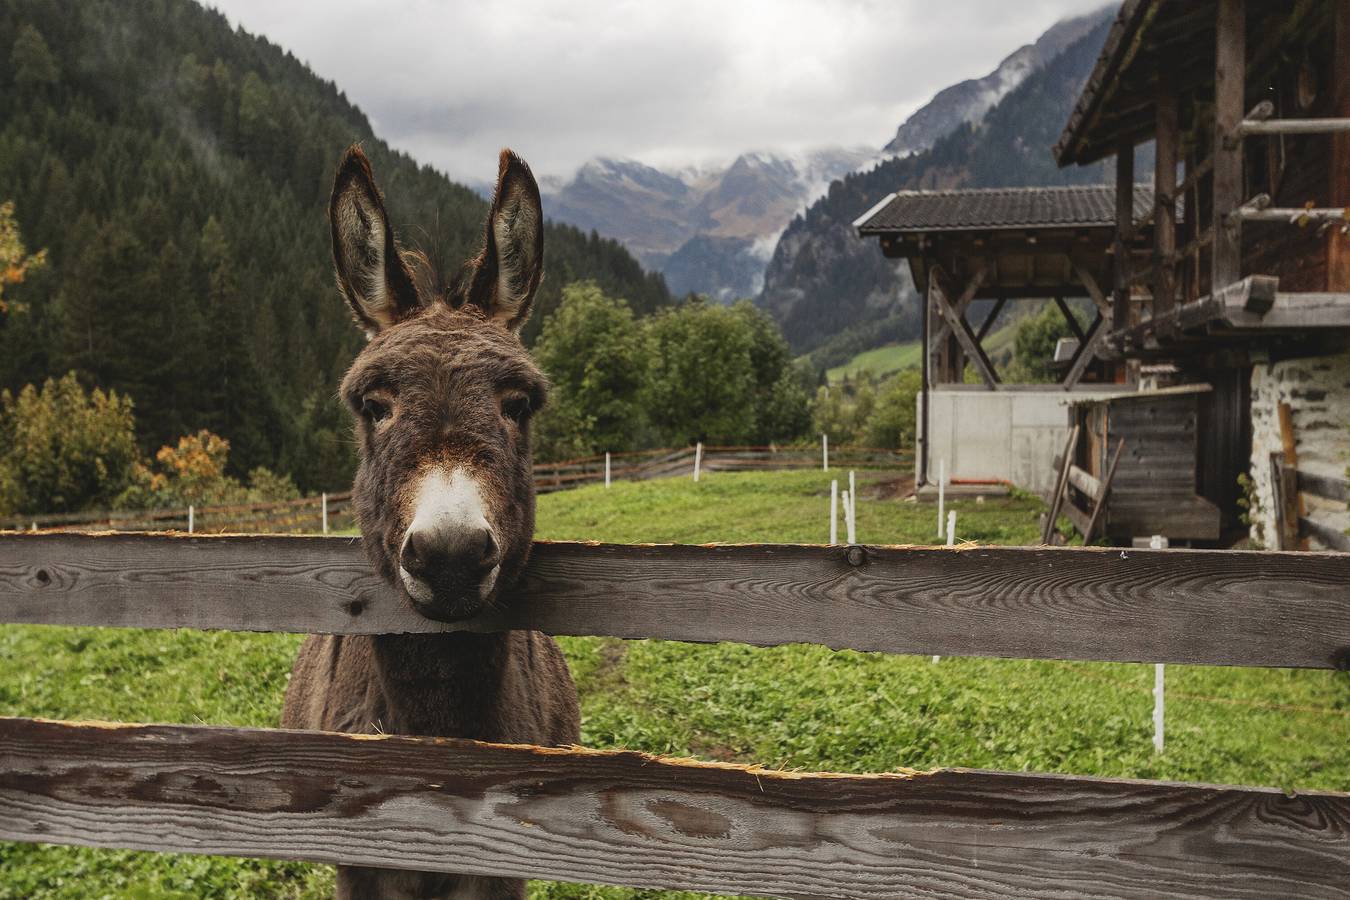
[{"x1": 330, "y1": 145, "x2": 422, "y2": 334}]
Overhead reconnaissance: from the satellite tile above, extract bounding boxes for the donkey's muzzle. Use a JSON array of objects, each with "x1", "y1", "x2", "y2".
[{"x1": 399, "y1": 522, "x2": 502, "y2": 621}]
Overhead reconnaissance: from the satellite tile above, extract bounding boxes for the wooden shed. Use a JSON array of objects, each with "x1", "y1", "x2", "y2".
[{"x1": 1062, "y1": 385, "x2": 1224, "y2": 543}]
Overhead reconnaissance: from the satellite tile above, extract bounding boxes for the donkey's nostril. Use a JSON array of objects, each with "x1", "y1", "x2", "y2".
[{"x1": 401, "y1": 524, "x2": 500, "y2": 590}]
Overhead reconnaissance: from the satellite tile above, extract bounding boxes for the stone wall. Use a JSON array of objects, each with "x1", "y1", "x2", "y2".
[{"x1": 1249, "y1": 349, "x2": 1350, "y2": 549}]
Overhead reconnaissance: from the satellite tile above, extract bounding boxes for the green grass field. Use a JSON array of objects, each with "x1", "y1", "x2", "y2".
[
  {"x1": 2, "y1": 469, "x2": 1347, "y2": 898},
  {"x1": 824, "y1": 318, "x2": 1022, "y2": 385}
]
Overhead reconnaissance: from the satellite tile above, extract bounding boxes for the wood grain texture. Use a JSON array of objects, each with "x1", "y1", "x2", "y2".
[
  {"x1": 2, "y1": 533, "x2": 1349, "y2": 668},
  {"x1": 1, "y1": 717, "x2": 1347, "y2": 899}
]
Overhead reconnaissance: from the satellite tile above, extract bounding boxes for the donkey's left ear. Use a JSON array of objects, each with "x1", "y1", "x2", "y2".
[{"x1": 473, "y1": 149, "x2": 544, "y2": 332}]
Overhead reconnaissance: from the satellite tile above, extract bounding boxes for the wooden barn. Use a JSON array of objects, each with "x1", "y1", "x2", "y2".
[
  {"x1": 1053, "y1": 0, "x2": 1350, "y2": 548},
  {"x1": 854, "y1": 186, "x2": 1141, "y2": 495}
]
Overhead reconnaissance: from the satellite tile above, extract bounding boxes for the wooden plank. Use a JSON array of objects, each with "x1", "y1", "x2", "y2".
[
  {"x1": 3, "y1": 718, "x2": 1348, "y2": 898},
  {"x1": 1212, "y1": 0, "x2": 1245, "y2": 290},
  {"x1": 1083, "y1": 438, "x2": 1126, "y2": 544},
  {"x1": 1300, "y1": 517, "x2": 1350, "y2": 553},
  {"x1": 1042, "y1": 426, "x2": 1080, "y2": 545},
  {"x1": 2, "y1": 533, "x2": 1350, "y2": 668},
  {"x1": 1068, "y1": 464, "x2": 1102, "y2": 501},
  {"x1": 1053, "y1": 296, "x2": 1086, "y2": 343},
  {"x1": 1298, "y1": 470, "x2": 1350, "y2": 504}
]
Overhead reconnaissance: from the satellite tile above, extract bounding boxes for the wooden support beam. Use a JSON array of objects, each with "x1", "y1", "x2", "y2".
[
  {"x1": 1053, "y1": 295, "x2": 1086, "y2": 343},
  {"x1": 930, "y1": 261, "x2": 988, "y2": 348},
  {"x1": 1063, "y1": 314, "x2": 1107, "y2": 390},
  {"x1": 1332, "y1": 0, "x2": 1350, "y2": 291},
  {"x1": 931, "y1": 264, "x2": 999, "y2": 389},
  {"x1": 1068, "y1": 464, "x2": 1102, "y2": 501},
  {"x1": 1212, "y1": 0, "x2": 1246, "y2": 290},
  {"x1": 1112, "y1": 143, "x2": 1135, "y2": 339},
  {"x1": 1154, "y1": 65, "x2": 1179, "y2": 320},
  {"x1": 975, "y1": 296, "x2": 1007, "y2": 342},
  {"x1": 1070, "y1": 255, "x2": 1113, "y2": 318},
  {"x1": 3, "y1": 533, "x2": 1350, "y2": 668},
  {"x1": 2, "y1": 717, "x2": 1348, "y2": 899}
]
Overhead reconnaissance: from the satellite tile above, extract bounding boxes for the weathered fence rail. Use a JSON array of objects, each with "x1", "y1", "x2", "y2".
[
  {"x1": 2, "y1": 533, "x2": 1348, "y2": 668},
  {"x1": 2, "y1": 531, "x2": 1348, "y2": 896},
  {"x1": 2, "y1": 716, "x2": 1346, "y2": 899}
]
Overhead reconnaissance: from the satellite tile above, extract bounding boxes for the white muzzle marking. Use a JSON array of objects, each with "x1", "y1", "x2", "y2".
[{"x1": 398, "y1": 467, "x2": 500, "y2": 601}]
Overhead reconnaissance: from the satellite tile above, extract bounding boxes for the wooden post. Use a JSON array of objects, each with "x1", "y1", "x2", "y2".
[
  {"x1": 604, "y1": 452, "x2": 611, "y2": 489},
  {"x1": 1277, "y1": 402, "x2": 1306, "y2": 550},
  {"x1": 1113, "y1": 141, "x2": 1135, "y2": 334},
  {"x1": 829, "y1": 479, "x2": 838, "y2": 545},
  {"x1": 1154, "y1": 66, "x2": 1179, "y2": 320},
  {"x1": 321, "y1": 493, "x2": 329, "y2": 534},
  {"x1": 1330, "y1": 1, "x2": 1350, "y2": 291},
  {"x1": 187, "y1": 505, "x2": 194, "y2": 534},
  {"x1": 1212, "y1": 0, "x2": 1246, "y2": 291}
]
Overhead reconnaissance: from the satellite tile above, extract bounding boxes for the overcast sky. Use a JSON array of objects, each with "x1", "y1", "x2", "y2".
[{"x1": 209, "y1": 0, "x2": 1111, "y2": 183}]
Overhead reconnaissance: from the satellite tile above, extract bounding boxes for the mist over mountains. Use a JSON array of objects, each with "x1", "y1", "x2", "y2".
[{"x1": 541, "y1": 4, "x2": 1114, "y2": 326}]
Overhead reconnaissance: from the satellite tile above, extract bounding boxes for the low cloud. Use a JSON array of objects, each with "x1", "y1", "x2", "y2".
[{"x1": 210, "y1": 0, "x2": 1111, "y2": 182}]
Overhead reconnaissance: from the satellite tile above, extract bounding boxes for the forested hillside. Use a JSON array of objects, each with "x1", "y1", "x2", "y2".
[
  {"x1": 0, "y1": 0, "x2": 670, "y2": 491},
  {"x1": 758, "y1": 14, "x2": 1120, "y2": 359}
]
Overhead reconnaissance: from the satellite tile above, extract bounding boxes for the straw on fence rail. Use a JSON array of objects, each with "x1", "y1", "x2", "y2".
[
  {"x1": 1, "y1": 716, "x2": 1344, "y2": 899},
  {"x1": 2, "y1": 533, "x2": 1348, "y2": 669}
]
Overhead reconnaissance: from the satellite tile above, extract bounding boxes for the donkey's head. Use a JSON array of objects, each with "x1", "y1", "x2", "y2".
[{"x1": 332, "y1": 145, "x2": 546, "y2": 622}]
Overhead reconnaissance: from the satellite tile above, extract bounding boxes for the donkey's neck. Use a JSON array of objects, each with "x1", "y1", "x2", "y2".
[{"x1": 367, "y1": 632, "x2": 517, "y2": 739}]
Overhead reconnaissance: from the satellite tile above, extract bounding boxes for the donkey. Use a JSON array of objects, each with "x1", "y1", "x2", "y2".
[{"x1": 282, "y1": 145, "x2": 580, "y2": 900}]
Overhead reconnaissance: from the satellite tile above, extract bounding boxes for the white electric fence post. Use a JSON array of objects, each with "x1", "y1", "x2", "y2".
[
  {"x1": 321, "y1": 493, "x2": 329, "y2": 534},
  {"x1": 946, "y1": 510, "x2": 956, "y2": 546},
  {"x1": 604, "y1": 452, "x2": 611, "y2": 489},
  {"x1": 1153, "y1": 663, "x2": 1165, "y2": 754},
  {"x1": 937, "y1": 457, "x2": 946, "y2": 538},
  {"x1": 187, "y1": 505, "x2": 194, "y2": 534},
  {"x1": 693, "y1": 442, "x2": 702, "y2": 482},
  {"x1": 829, "y1": 480, "x2": 838, "y2": 545},
  {"x1": 848, "y1": 470, "x2": 856, "y2": 534},
  {"x1": 822, "y1": 433, "x2": 829, "y2": 471},
  {"x1": 844, "y1": 490, "x2": 856, "y2": 545}
]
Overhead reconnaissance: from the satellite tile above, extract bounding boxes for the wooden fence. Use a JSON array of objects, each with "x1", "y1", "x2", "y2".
[
  {"x1": 0, "y1": 532, "x2": 1348, "y2": 896},
  {"x1": 2, "y1": 445, "x2": 914, "y2": 530}
]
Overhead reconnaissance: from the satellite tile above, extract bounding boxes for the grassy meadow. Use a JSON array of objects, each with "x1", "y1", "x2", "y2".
[{"x1": 2, "y1": 469, "x2": 1347, "y2": 898}]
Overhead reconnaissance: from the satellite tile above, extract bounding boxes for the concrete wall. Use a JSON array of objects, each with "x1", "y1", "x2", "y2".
[
  {"x1": 920, "y1": 387, "x2": 1125, "y2": 495},
  {"x1": 1249, "y1": 349, "x2": 1350, "y2": 550}
]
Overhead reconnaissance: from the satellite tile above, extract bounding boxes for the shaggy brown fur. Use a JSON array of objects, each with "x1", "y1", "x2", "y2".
[{"x1": 282, "y1": 146, "x2": 579, "y2": 900}]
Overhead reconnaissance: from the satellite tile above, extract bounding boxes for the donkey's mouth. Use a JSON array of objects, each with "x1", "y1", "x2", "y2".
[{"x1": 399, "y1": 564, "x2": 500, "y2": 622}]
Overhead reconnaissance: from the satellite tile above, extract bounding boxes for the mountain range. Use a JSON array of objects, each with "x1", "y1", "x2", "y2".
[
  {"x1": 759, "y1": 7, "x2": 1130, "y2": 362},
  {"x1": 542, "y1": 5, "x2": 1113, "y2": 309},
  {"x1": 542, "y1": 148, "x2": 871, "y2": 300}
]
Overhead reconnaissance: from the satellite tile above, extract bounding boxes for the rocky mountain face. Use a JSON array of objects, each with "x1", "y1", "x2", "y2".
[
  {"x1": 757, "y1": 11, "x2": 1122, "y2": 360},
  {"x1": 544, "y1": 147, "x2": 871, "y2": 301},
  {"x1": 883, "y1": 6, "x2": 1111, "y2": 157}
]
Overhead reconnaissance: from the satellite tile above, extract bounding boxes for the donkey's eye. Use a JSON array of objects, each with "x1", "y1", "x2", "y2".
[
  {"x1": 361, "y1": 396, "x2": 392, "y2": 424},
  {"x1": 501, "y1": 395, "x2": 531, "y2": 426}
]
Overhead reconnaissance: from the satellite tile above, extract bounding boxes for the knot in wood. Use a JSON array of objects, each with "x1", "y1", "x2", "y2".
[{"x1": 845, "y1": 546, "x2": 866, "y2": 567}]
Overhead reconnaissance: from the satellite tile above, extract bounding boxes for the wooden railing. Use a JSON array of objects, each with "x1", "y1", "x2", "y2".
[
  {"x1": 3, "y1": 446, "x2": 914, "y2": 530},
  {"x1": 0, "y1": 533, "x2": 1348, "y2": 896}
]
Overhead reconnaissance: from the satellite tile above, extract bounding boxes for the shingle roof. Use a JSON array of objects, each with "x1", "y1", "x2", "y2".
[{"x1": 855, "y1": 185, "x2": 1153, "y2": 235}]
